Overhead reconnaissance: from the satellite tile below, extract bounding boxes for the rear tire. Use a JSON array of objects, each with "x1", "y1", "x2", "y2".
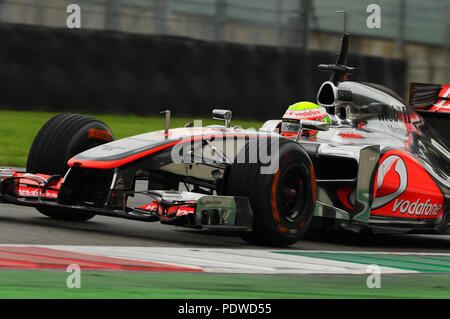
[
  {"x1": 221, "y1": 138, "x2": 316, "y2": 246},
  {"x1": 26, "y1": 113, "x2": 114, "y2": 221}
]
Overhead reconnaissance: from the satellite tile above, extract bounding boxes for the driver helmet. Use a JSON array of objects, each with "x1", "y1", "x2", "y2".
[{"x1": 280, "y1": 101, "x2": 330, "y2": 138}]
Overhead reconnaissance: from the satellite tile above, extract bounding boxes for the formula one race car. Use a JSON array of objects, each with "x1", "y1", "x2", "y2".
[{"x1": 1, "y1": 30, "x2": 449, "y2": 247}]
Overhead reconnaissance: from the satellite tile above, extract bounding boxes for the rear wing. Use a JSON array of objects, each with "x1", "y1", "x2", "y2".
[
  {"x1": 409, "y1": 82, "x2": 450, "y2": 143},
  {"x1": 409, "y1": 82, "x2": 450, "y2": 112}
]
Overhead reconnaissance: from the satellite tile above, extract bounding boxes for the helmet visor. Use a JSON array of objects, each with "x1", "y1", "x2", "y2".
[{"x1": 281, "y1": 120, "x2": 301, "y2": 133}]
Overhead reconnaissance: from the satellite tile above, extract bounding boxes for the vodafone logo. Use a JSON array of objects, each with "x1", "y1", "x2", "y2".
[
  {"x1": 283, "y1": 109, "x2": 322, "y2": 119},
  {"x1": 393, "y1": 198, "x2": 442, "y2": 216},
  {"x1": 370, "y1": 152, "x2": 445, "y2": 219},
  {"x1": 372, "y1": 155, "x2": 407, "y2": 209}
]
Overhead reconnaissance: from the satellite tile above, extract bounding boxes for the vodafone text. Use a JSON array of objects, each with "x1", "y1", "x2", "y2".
[{"x1": 393, "y1": 198, "x2": 442, "y2": 216}]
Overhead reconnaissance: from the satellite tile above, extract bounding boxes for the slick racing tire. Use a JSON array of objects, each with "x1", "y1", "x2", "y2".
[
  {"x1": 26, "y1": 113, "x2": 114, "y2": 222},
  {"x1": 221, "y1": 138, "x2": 316, "y2": 247}
]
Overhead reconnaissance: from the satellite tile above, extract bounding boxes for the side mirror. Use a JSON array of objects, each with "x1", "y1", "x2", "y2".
[
  {"x1": 160, "y1": 110, "x2": 171, "y2": 136},
  {"x1": 212, "y1": 109, "x2": 232, "y2": 128},
  {"x1": 301, "y1": 119, "x2": 330, "y2": 131}
]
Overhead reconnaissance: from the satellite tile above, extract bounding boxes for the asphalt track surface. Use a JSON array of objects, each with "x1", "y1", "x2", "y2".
[{"x1": 0, "y1": 204, "x2": 449, "y2": 253}]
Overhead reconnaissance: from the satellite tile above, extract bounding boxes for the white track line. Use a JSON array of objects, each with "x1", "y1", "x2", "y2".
[{"x1": 32, "y1": 245, "x2": 418, "y2": 274}]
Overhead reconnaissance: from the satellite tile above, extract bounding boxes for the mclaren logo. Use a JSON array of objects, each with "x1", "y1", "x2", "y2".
[{"x1": 372, "y1": 155, "x2": 407, "y2": 209}]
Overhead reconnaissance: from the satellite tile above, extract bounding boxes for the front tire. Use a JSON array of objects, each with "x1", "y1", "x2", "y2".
[
  {"x1": 26, "y1": 113, "x2": 114, "y2": 221},
  {"x1": 221, "y1": 138, "x2": 316, "y2": 246}
]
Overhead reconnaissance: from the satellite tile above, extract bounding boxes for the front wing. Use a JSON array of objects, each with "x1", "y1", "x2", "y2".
[{"x1": 0, "y1": 169, "x2": 253, "y2": 231}]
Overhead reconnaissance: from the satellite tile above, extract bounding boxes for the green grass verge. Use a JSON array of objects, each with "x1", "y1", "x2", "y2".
[
  {"x1": 0, "y1": 270, "x2": 449, "y2": 299},
  {"x1": 0, "y1": 110, "x2": 263, "y2": 167}
]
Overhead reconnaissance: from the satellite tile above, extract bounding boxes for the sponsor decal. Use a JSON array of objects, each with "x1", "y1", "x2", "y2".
[
  {"x1": 138, "y1": 203, "x2": 194, "y2": 217},
  {"x1": 371, "y1": 151, "x2": 444, "y2": 219},
  {"x1": 139, "y1": 202, "x2": 159, "y2": 212},
  {"x1": 338, "y1": 153, "x2": 443, "y2": 219},
  {"x1": 392, "y1": 198, "x2": 442, "y2": 216},
  {"x1": 338, "y1": 89, "x2": 353, "y2": 101},
  {"x1": 174, "y1": 207, "x2": 195, "y2": 216},
  {"x1": 283, "y1": 109, "x2": 323, "y2": 119},
  {"x1": 339, "y1": 153, "x2": 445, "y2": 219},
  {"x1": 339, "y1": 132, "x2": 363, "y2": 139},
  {"x1": 167, "y1": 206, "x2": 195, "y2": 216},
  {"x1": 378, "y1": 106, "x2": 411, "y2": 123},
  {"x1": 375, "y1": 122, "x2": 408, "y2": 136},
  {"x1": 18, "y1": 187, "x2": 58, "y2": 199}
]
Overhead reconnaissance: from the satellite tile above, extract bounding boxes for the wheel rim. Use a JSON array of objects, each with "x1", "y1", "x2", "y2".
[{"x1": 278, "y1": 165, "x2": 307, "y2": 222}]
